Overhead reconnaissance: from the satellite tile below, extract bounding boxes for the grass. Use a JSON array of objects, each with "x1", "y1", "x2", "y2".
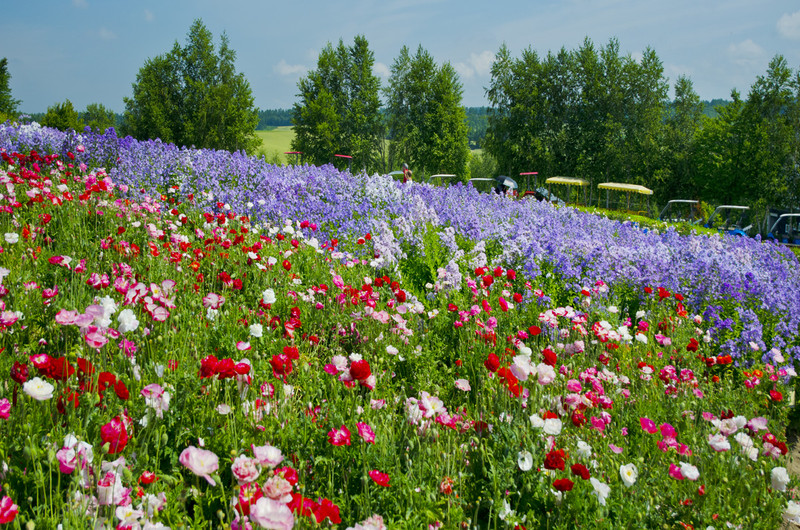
[{"x1": 254, "y1": 126, "x2": 295, "y2": 164}]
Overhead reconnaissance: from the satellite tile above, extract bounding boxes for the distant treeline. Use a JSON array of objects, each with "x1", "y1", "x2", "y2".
[
  {"x1": 25, "y1": 101, "x2": 731, "y2": 138},
  {"x1": 256, "y1": 108, "x2": 293, "y2": 129},
  {"x1": 255, "y1": 102, "x2": 730, "y2": 148}
]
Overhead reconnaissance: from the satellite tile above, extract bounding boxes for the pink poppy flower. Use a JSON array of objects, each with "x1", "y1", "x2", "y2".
[
  {"x1": 56, "y1": 447, "x2": 77, "y2": 474},
  {"x1": 251, "y1": 444, "x2": 284, "y2": 468},
  {"x1": 100, "y1": 416, "x2": 129, "y2": 454},
  {"x1": 0, "y1": 399, "x2": 10, "y2": 420},
  {"x1": 0, "y1": 496, "x2": 19, "y2": 524},
  {"x1": 231, "y1": 455, "x2": 261, "y2": 485},
  {"x1": 141, "y1": 383, "x2": 171, "y2": 418},
  {"x1": 590, "y1": 416, "x2": 606, "y2": 432},
  {"x1": 357, "y1": 422, "x2": 376, "y2": 444},
  {"x1": 498, "y1": 297, "x2": 509, "y2": 312},
  {"x1": 55, "y1": 309, "x2": 79, "y2": 325},
  {"x1": 179, "y1": 446, "x2": 219, "y2": 485},
  {"x1": 455, "y1": 379, "x2": 471, "y2": 391},
  {"x1": 202, "y1": 292, "x2": 225, "y2": 310},
  {"x1": 640, "y1": 417, "x2": 658, "y2": 434},
  {"x1": 327, "y1": 425, "x2": 351, "y2": 446},
  {"x1": 250, "y1": 497, "x2": 294, "y2": 530}
]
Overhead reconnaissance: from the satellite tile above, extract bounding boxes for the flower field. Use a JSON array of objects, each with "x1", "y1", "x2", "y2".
[{"x1": 1, "y1": 122, "x2": 800, "y2": 529}]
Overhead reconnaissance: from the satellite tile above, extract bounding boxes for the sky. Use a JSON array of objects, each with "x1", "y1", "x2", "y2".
[{"x1": 2, "y1": 0, "x2": 800, "y2": 114}]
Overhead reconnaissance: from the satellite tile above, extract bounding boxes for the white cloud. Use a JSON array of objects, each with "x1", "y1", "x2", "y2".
[
  {"x1": 72, "y1": 0, "x2": 88, "y2": 8},
  {"x1": 98, "y1": 28, "x2": 116, "y2": 41},
  {"x1": 727, "y1": 39, "x2": 765, "y2": 67},
  {"x1": 454, "y1": 50, "x2": 495, "y2": 80},
  {"x1": 453, "y1": 62, "x2": 475, "y2": 79},
  {"x1": 144, "y1": 9, "x2": 154, "y2": 22},
  {"x1": 469, "y1": 51, "x2": 494, "y2": 77},
  {"x1": 373, "y1": 62, "x2": 390, "y2": 78},
  {"x1": 777, "y1": 11, "x2": 800, "y2": 39},
  {"x1": 275, "y1": 60, "x2": 307, "y2": 76}
]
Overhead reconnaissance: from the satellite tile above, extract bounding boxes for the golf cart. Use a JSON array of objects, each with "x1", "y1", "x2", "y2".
[
  {"x1": 766, "y1": 213, "x2": 800, "y2": 247},
  {"x1": 467, "y1": 178, "x2": 496, "y2": 192},
  {"x1": 704, "y1": 205, "x2": 753, "y2": 236},
  {"x1": 467, "y1": 176, "x2": 518, "y2": 196},
  {"x1": 658, "y1": 200, "x2": 703, "y2": 224},
  {"x1": 519, "y1": 172, "x2": 540, "y2": 198},
  {"x1": 597, "y1": 182, "x2": 653, "y2": 217},
  {"x1": 428, "y1": 174, "x2": 458, "y2": 186},
  {"x1": 546, "y1": 177, "x2": 590, "y2": 206},
  {"x1": 495, "y1": 175, "x2": 519, "y2": 196}
]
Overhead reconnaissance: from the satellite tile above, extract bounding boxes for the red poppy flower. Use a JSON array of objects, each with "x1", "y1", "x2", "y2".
[
  {"x1": 287, "y1": 492, "x2": 316, "y2": 518},
  {"x1": 484, "y1": 353, "x2": 500, "y2": 373},
  {"x1": 312, "y1": 498, "x2": 341, "y2": 524},
  {"x1": 368, "y1": 470, "x2": 390, "y2": 487},
  {"x1": 269, "y1": 354, "x2": 293, "y2": 380},
  {"x1": 553, "y1": 478, "x2": 574, "y2": 492},
  {"x1": 139, "y1": 471, "x2": 158, "y2": 485},
  {"x1": 349, "y1": 360, "x2": 372, "y2": 381},
  {"x1": 114, "y1": 380, "x2": 129, "y2": 400},
  {"x1": 100, "y1": 415, "x2": 129, "y2": 454},
  {"x1": 570, "y1": 463, "x2": 591, "y2": 480},
  {"x1": 542, "y1": 348, "x2": 557, "y2": 366},
  {"x1": 544, "y1": 449, "x2": 566, "y2": 471}
]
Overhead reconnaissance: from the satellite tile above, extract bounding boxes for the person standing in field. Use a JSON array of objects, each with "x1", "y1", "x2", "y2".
[{"x1": 402, "y1": 163, "x2": 413, "y2": 183}]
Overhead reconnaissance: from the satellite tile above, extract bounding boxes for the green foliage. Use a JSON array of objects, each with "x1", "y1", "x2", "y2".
[
  {"x1": 291, "y1": 36, "x2": 384, "y2": 173},
  {"x1": 488, "y1": 40, "x2": 661, "y2": 197},
  {"x1": 122, "y1": 19, "x2": 259, "y2": 153},
  {"x1": 485, "y1": 39, "x2": 800, "y2": 216},
  {"x1": 82, "y1": 102, "x2": 117, "y2": 133},
  {"x1": 465, "y1": 107, "x2": 488, "y2": 149},
  {"x1": 398, "y1": 223, "x2": 449, "y2": 299},
  {"x1": 658, "y1": 76, "x2": 704, "y2": 202},
  {"x1": 256, "y1": 108, "x2": 292, "y2": 129},
  {"x1": 0, "y1": 57, "x2": 20, "y2": 119},
  {"x1": 385, "y1": 45, "x2": 470, "y2": 179},
  {"x1": 468, "y1": 151, "x2": 498, "y2": 181},
  {"x1": 254, "y1": 127, "x2": 295, "y2": 163},
  {"x1": 41, "y1": 99, "x2": 83, "y2": 131}
]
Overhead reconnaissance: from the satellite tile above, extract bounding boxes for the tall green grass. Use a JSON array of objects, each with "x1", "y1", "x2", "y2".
[{"x1": 255, "y1": 126, "x2": 295, "y2": 164}]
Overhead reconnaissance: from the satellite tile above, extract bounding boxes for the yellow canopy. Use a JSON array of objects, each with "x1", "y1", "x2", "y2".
[
  {"x1": 546, "y1": 177, "x2": 590, "y2": 187},
  {"x1": 597, "y1": 182, "x2": 653, "y2": 196}
]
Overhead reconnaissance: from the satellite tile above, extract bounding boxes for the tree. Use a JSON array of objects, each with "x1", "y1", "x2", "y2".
[
  {"x1": 485, "y1": 38, "x2": 668, "y2": 201},
  {"x1": 485, "y1": 44, "x2": 580, "y2": 178},
  {"x1": 122, "y1": 19, "x2": 259, "y2": 153},
  {"x1": 42, "y1": 99, "x2": 82, "y2": 131},
  {"x1": 82, "y1": 103, "x2": 117, "y2": 133},
  {"x1": 291, "y1": 36, "x2": 383, "y2": 172},
  {"x1": 660, "y1": 76, "x2": 703, "y2": 201},
  {"x1": 385, "y1": 45, "x2": 470, "y2": 179},
  {"x1": 0, "y1": 58, "x2": 21, "y2": 120}
]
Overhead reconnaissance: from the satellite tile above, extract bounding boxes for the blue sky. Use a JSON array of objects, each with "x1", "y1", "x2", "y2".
[{"x1": 3, "y1": 0, "x2": 800, "y2": 113}]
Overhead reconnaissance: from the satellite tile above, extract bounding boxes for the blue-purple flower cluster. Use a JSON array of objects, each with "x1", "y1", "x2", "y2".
[{"x1": 2, "y1": 122, "x2": 799, "y2": 363}]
